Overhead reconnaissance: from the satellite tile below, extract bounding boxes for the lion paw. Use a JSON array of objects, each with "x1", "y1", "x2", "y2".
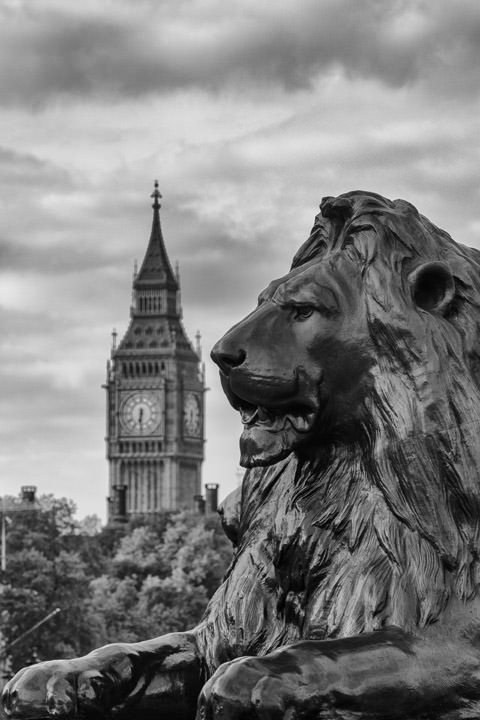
[
  {"x1": 2, "y1": 660, "x2": 118, "y2": 719},
  {"x1": 197, "y1": 656, "x2": 289, "y2": 720}
]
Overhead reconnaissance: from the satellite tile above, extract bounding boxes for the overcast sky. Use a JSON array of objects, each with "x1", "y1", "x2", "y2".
[{"x1": 1, "y1": 0, "x2": 480, "y2": 521}]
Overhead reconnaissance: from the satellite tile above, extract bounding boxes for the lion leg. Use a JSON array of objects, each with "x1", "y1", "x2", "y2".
[
  {"x1": 197, "y1": 627, "x2": 480, "y2": 719},
  {"x1": 2, "y1": 631, "x2": 203, "y2": 720}
]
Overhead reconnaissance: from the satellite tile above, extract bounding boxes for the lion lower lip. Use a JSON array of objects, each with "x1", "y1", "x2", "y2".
[{"x1": 239, "y1": 403, "x2": 315, "y2": 433}]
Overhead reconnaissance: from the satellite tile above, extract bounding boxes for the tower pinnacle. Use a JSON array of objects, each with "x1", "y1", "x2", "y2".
[{"x1": 151, "y1": 180, "x2": 162, "y2": 209}]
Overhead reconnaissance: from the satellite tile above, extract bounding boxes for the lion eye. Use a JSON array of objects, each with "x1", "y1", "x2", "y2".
[{"x1": 292, "y1": 306, "x2": 315, "y2": 321}]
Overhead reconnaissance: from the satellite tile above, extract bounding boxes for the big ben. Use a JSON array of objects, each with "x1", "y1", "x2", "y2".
[{"x1": 105, "y1": 182, "x2": 205, "y2": 521}]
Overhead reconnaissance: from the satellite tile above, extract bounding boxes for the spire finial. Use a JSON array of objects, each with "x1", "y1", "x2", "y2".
[{"x1": 151, "y1": 180, "x2": 162, "y2": 209}]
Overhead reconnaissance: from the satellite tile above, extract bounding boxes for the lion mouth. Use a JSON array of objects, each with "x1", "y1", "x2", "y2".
[
  {"x1": 235, "y1": 398, "x2": 316, "y2": 434},
  {"x1": 219, "y1": 373, "x2": 318, "y2": 434},
  {"x1": 219, "y1": 372, "x2": 320, "y2": 466}
]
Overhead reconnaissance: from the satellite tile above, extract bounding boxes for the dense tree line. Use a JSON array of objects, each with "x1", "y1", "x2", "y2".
[{"x1": 0, "y1": 495, "x2": 232, "y2": 675}]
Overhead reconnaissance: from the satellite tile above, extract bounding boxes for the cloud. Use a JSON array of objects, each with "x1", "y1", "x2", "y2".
[
  {"x1": 0, "y1": 307, "x2": 106, "y2": 476},
  {"x1": 2, "y1": 0, "x2": 480, "y2": 107},
  {"x1": 1, "y1": 0, "x2": 480, "y2": 520},
  {"x1": 0, "y1": 145, "x2": 70, "y2": 187}
]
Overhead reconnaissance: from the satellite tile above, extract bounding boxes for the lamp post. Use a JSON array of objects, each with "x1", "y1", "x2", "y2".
[{"x1": 1, "y1": 607, "x2": 61, "y2": 657}]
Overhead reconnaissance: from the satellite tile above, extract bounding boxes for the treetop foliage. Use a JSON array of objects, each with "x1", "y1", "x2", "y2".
[{"x1": 0, "y1": 495, "x2": 232, "y2": 675}]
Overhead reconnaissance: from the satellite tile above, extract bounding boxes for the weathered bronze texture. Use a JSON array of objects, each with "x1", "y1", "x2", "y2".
[{"x1": 5, "y1": 191, "x2": 480, "y2": 719}]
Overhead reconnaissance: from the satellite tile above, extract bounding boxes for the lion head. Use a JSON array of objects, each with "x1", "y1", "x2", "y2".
[
  {"x1": 211, "y1": 245, "x2": 375, "y2": 469},
  {"x1": 212, "y1": 191, "x2": 480, "y2": 476},
  {"x1": 204, "y1": 192, "x2": 480, "y2": 667}
]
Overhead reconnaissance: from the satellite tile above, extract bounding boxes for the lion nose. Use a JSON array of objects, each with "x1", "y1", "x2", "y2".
[{"x1": 211, "y1": 342, "x2": 246, "y2": 375}]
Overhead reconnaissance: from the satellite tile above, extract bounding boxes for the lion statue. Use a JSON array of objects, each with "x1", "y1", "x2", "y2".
[{"x1": 5, "y1": 191, "x2": 480, "y2": 720}]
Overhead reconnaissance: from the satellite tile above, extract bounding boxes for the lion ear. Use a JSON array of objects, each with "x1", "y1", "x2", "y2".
[
  {"x1": 409, "y1": 262, "x2": 455, "y2": 314},
  {"x1": 320, "y1": 196, "x2": 353, "y2": 222}
]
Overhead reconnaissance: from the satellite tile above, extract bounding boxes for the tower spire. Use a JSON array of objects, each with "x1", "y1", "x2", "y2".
[{"x1": 133, "y1": 180, "x2": 178, "y2": 296}]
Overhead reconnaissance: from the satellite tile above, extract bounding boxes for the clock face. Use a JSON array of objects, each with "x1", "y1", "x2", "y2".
[
  {"x1": 121, "y1": 392, "x2": 161, "y2": 435},
  {"x1": 184, "y1": 392, "x2": 201, "y2": 436}
]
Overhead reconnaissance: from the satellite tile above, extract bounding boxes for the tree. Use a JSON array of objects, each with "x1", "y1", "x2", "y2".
[
  {"x1": 113, "y1": 526, "x2": 165, "y2": 580},
  {"x1": 0, "y1": 499, "x2": 233, "y2": 674},
  {"x1": 85, "y1": 511, "x2": 232, "y2": 643},
  {"x1": 0, "y1": 497, "x2": 96, "y2": 671},
  {"x1": 76, "y1": 515, "x2": 103, "y2": 537}
]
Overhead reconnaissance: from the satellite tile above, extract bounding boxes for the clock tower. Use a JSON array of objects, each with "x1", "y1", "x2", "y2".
[{"x1": 105, "y1": 182, "x2": 205, "y2": 522}]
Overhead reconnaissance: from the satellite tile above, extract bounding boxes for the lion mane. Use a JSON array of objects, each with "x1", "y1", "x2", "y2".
[{"x1": 198, "y1": 191, "x2": 480, "y2": 673}]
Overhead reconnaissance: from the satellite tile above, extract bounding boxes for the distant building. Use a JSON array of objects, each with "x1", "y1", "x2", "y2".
[{"x1": 105, "y1": 182, "x2": 205, "y2": 522}]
